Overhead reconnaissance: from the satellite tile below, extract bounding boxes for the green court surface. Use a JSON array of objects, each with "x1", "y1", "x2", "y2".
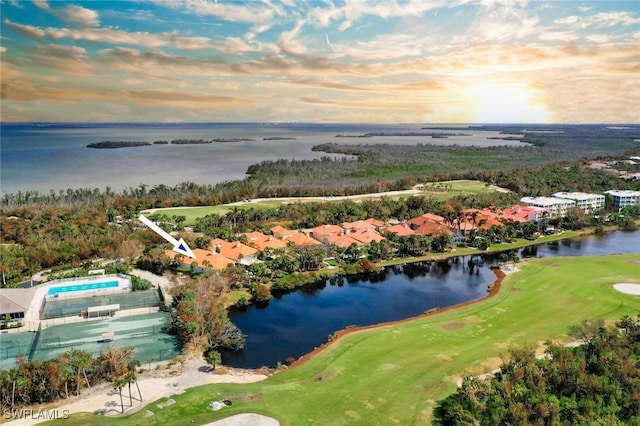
[
  {"x1": 34, "y1": 312, "x2": 179, "y2": 365},
  {"x1": 0, "y1": 331, "x2": 36, "y2": 370},
  {"x1": 42, "y1": 289, "x2": 162, "y2": 319}
]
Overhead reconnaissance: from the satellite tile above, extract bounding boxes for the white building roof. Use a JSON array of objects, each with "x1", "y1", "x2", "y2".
[
  {"x1": 0, "y1": 287, "x2": 38, "y2": 315},
  {"x1": 520, "y1": 196, "x2": 575, "y2": 207},
  {"x1": 552, "y1": 192, "x2": 604, "y2": 201},
  {"x1": 605, "y1": 190, "x2": 640, "y2": 197}
]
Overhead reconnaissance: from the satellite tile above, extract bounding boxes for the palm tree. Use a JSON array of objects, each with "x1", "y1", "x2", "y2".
[
  {"x1": 127, "y1": 359, "x2": 142, "y2": 401},
  {"x1": 124, "y1": 372, "x2": 136, "y2": 406},
  {"x1": 113, "y1": 378, "x2": 126, "y2": 413}
]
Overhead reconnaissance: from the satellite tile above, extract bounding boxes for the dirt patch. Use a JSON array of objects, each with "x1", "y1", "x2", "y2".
[
  {"x1": 378, "y1": 363, "x2": 396, "y2": 371},
  {"x1": 547, "y1": 263, "x2": 562, "y2": 267},
  {"x1": 442, "y1": 322, "x2": 465, "y2": 330},
  {"x1": 345, "y1": 410, "x2": 361, "y2": 420},
  {"x1": 437, "y1": 354, "x2": 452, "y2": 362},
  {"x1": 232, "y1": 392, "x2": 257, "y2": 402},
  {"x1": 314, "y1": 373, "x2": 332, "y2": 382},
  {"x1": 628, "y1": 259, "x2": 640, "y2": 264},
  {"x1": 512, "y1": 287, "x2": 522, "y2": 292}
]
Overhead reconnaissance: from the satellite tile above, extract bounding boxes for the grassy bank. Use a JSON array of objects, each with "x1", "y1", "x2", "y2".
[{"x1": 52, "y1": 254, "x2": 640, "y2": 425}]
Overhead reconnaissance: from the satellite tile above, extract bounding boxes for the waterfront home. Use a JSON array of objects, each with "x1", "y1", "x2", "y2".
[{"x1": 210, "y1": 238, "x2": 259, "y2": 265}]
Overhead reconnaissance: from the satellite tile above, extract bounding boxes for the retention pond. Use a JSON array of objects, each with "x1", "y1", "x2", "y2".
[{"x1": 224, "y1": 230, "x2": 640, "y2": 368}]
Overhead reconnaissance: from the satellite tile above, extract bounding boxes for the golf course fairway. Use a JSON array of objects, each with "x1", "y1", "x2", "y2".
[{"x1": 49, "y1": 254, "x2": 640, "y2": 425}]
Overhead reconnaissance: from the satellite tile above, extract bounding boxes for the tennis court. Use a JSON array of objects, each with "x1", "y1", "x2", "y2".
[
  {"x1": 41, "y1": 289, "x2": 163, "y2": 320},
  {"x1": 33, "y1": 312, "x2": 179, "y2": 366},
  {"x1": 0, "y1": 331, "x2": 36, "y2": 370}
]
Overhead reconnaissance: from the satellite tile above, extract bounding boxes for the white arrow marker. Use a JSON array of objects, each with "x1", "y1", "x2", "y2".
[{"x1": 139, "y1": 214, "x2": 196, "y2": 258}]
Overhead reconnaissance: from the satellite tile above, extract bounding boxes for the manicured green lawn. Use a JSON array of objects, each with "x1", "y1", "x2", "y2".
[
  {"x1": 144, "y1": 201, "x2": 284, "y2": 226},
  {"x1": 145, "y1": 180, "x2": 507, "y2": 226},
  {"x1": 422, "y1": 179, "x2": 503, "y2": 193},
  {"x1": 51, "y1": 254, "x2": 640, "y2": 425}
]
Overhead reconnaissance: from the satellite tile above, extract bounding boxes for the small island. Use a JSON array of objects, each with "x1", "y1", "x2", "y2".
[
  {"x1": 212, "y1": 138, "x2": 255, "y2": 143},
  {"x1": 263, "y1": 137, "x2": 297, "y2": 141},
  {"x1": 170, "y1": 139, "x2": 212, "y2": 145},
  {"x1": 86, "y1": 141, "x2": 151, "y2": 149}
]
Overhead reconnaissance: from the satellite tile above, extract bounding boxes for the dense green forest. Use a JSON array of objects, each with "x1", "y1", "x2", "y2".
[{"x1": 433, "y1": 314, "x2": 640, "y2": 425}]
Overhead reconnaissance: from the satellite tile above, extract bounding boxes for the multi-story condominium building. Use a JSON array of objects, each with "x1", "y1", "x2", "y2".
[
  {"x1": 520, "y1": 196, "x2": 576, "y2": 217},
  {"x1": 552, "y1": 192, "x2": 605, "y2": 213},
  {"x1": 605, "y1": 190, "x2": 640, "y2": 210}
]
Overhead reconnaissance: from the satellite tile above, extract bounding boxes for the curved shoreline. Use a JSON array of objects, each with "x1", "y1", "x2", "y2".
[{"x1": 289, "y1": 267, "x2": 507, "y2": 368}]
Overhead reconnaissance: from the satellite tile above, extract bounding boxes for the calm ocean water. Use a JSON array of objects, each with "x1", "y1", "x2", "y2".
[{"x1": 0, "y1": 123, "x2": 524, "y2": 194}]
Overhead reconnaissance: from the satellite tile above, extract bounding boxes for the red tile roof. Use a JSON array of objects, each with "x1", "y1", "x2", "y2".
[
  {"x1": 165, "y1": 249, "x2": 234, "y2": 271},
  {"x1": 245, "y1": 231, "x2": 288, "y2": 251},
  {"x1": 282, "y1": 232, "x2": 323, "y2": 247},
  {"x1": 209, "y1": 238, "x2": 258, "y2": 261},
  {"x1": 386, "y1": 223, "x2": 415, "y2": 237},
  {"x1": 311, "y1": 224, "x2": 344, "y2": 241},
  {"x1": 323, "y1": 233, "x2": 363, "y2": 248},
  {"x1": 349, "y1": 228, "x2": 385, "y2": 244},
  {"x1": 413, "y1": 222, "x2": 452, "y2": 236}
]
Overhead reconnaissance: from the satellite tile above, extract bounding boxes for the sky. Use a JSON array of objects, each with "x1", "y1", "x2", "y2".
[{"x1": 0, "y1": 0, "x2": 639, "y2": 124}]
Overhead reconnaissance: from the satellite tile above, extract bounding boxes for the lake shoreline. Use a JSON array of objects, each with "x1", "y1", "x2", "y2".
[{"x1": 288, "y1": 267, "x2": 507, "y2": 368}]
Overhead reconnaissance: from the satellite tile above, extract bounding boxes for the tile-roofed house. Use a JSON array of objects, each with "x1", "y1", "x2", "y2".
[
  {"x1": 365, "y1": 218, "x2": 386, "y2": 228},
  {"x1": 323, "y1": 233, "x2": 363, "y2": 248},
  {"x1": 341, "y1": 218, "x2": 385, "y2": 232},
  {"x1": 500, "y1": 205, "x2": 549, "y2": 223},
  {"x1": 271, "y1": 225, "x2": 298, "y2": 239},
  {"x1": 413, "y1": 222, "x2": 452, "y2": 236},
  {"x1": 311, "y1": 224, "x2": 344, "y2": 243},
  {"x1": 478, "y1": 217, "x2": 506, "y2": 229},
  {"x1": 349, "y1": 228, "x2": 385, "y2": 244},
  {"x1": 165, "y1": 249, "x2": 235, "y2": 272},
  {"x1": 282, "y1": 231, "x2": 323, "y2": 247},
  {"x1": 406, "y1": 213, "x2": 446, "y2": 230},
  {"x1": 341, "y1": 220, "x2": 372, "y2": 232},
  {"x1": 245, "y1": 231, "x2": 288, "y2": 251},
  {"x1": 209, "y1": 238, "x2": 258, "y2": 265},
  {"x1": 385, "y1": 223, "x2": 415, "y2": 237}
]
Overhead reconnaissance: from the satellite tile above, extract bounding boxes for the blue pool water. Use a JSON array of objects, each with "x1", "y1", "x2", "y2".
[{"x1": 47, "y1": 281, "x2": 119, "y2": 296}]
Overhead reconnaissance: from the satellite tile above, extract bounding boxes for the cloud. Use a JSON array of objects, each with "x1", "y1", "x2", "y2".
[
  {"x1": 62, "y1": 5, "x2": 99, "y2": 27},
  {"x1": 7, "y1": 43, "x2": 93, "y2": 75},
  {"x1": 585, "y1": 34, "x2": 612, "y2": 44},
  {"x1": 176, "y1": 0, "x2": 281, "y2": 24},
  {"x1": 299, "y1": 95, "x2": 336, "y2": 105},
  {"x1": 4, "y1": 21, "x2": 213, "y2": 51},
  {"x1": 278, "y1": 18, "x2": 308, "y2": 56},
  {"x1": 4, "y1": 20, "x2": 46, "y2": 40},
  {"x1": 554, "y1": 15, "x2": 578, "y2": 25},
  {"x1": 33, "y1": 0, "x2": 99, "y2": 27},
  {"x1": 124, "y1": 78, "x2": 144, "y2": 85},
  {"x1": 591, "y1": 11, "x2": 640, "y2": 27}
]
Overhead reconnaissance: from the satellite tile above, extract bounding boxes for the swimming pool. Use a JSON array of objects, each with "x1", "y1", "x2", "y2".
[{"x1": 47, "y1": 281, "x2": 119, "y2": 296}]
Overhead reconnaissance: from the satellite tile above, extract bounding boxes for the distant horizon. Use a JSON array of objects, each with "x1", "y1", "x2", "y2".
[
  {"x1": 1, "y1": 1, "x2": 638, "y2": 123},
  {"x1": 1, "y1": 121, "x2": 639, "y2": 126}
]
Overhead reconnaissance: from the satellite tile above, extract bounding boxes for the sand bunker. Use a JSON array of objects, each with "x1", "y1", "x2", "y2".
[{"x1": 613, "y1": 283, "x2": 640, "y2": 295}]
